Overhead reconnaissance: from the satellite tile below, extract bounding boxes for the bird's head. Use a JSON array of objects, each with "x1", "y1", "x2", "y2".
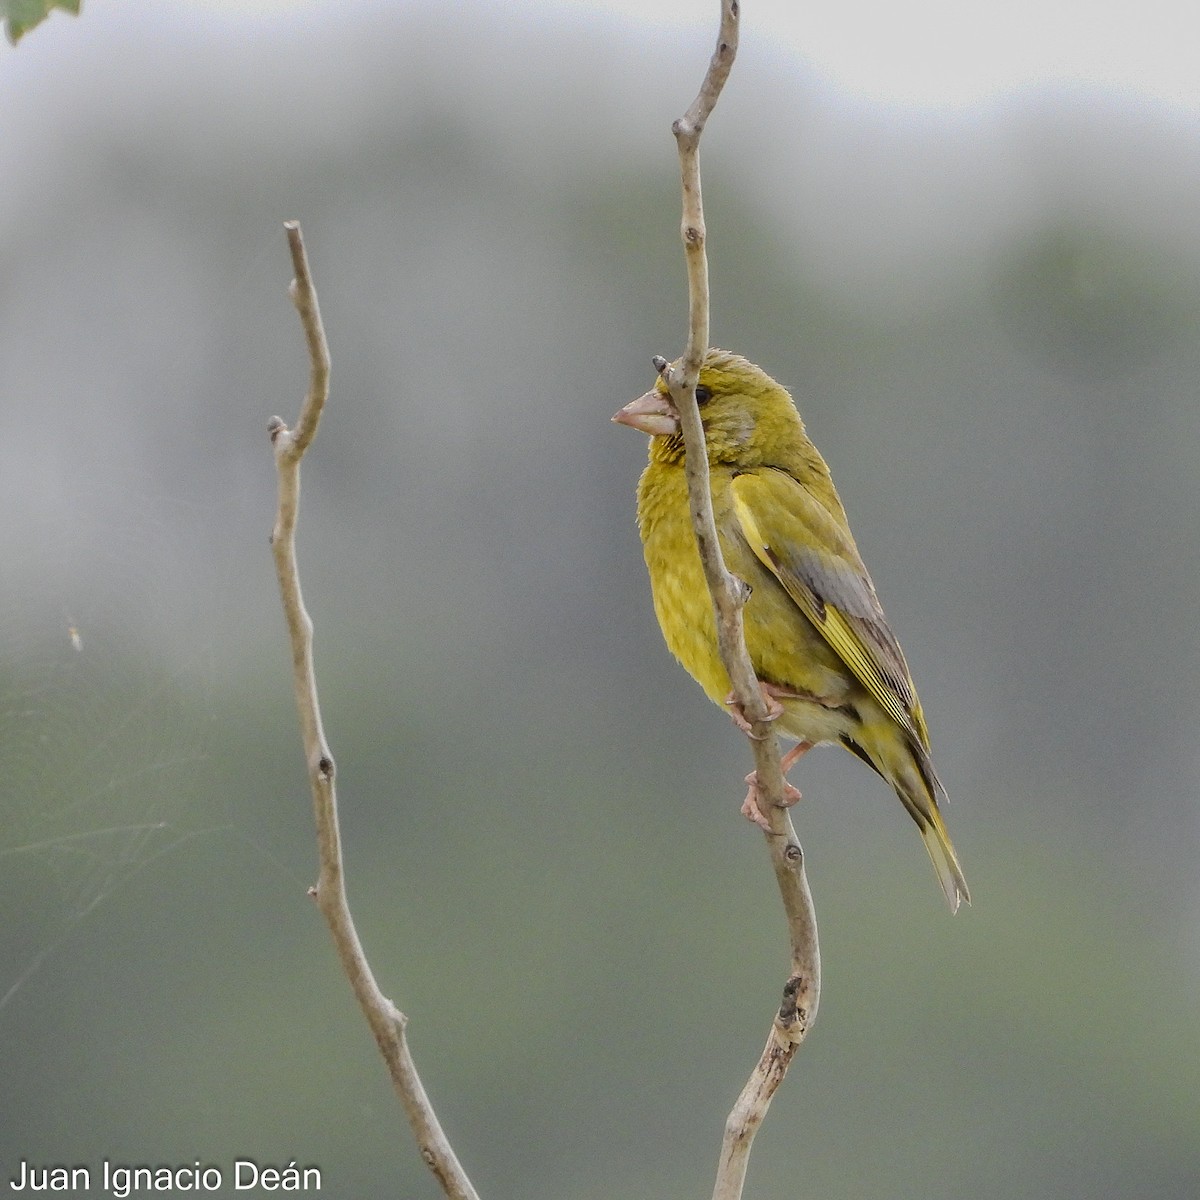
[{"x1": 613, "y1": 349, "x2": 804, "y2": 467}]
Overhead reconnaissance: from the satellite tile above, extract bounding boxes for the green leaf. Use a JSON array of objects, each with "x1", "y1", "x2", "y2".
[{"x1": 4, "y1": 0, "x2": 81, "y2": 46}]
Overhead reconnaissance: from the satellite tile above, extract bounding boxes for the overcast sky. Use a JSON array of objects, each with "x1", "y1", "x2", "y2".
[
  {"x1": 168, "y1": 0, "x2": 1200, "y2": 108},
  {"x1": 6, "y1": 0, "x2": 1199, "y2": 120},
  {"x1": 593, "y1": 0, "x2": 1200, "y2": 106}
]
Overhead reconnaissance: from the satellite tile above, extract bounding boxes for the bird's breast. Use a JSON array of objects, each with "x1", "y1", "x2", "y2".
[{"x1": 637, "y1": 462, "x2": 731, "y2": 704}]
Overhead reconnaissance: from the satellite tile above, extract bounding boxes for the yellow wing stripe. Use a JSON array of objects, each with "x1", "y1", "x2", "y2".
[
  {"x1": 731, "y1": 482, "x2": 915, "y2": 736},
  {"x1": 817, "y1": 605, "x2": 911, "y2": 730}
]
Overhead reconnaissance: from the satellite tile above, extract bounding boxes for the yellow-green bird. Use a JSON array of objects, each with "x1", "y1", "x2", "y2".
[{"x1": 614, "y1": 349, "x2": 969, "y2": 912}]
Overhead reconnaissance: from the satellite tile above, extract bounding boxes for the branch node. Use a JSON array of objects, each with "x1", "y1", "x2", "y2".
[
  {"x1": 775, "y1": 975, "x2": 810, "y2": 1044},
  {"x1": 316, "y1": 754, "x2": 335, "y2": 782},
  {"x1": 267, "y1": 415, "x2": 288, "y2": 442},
  {"x1": 778, "y1": 974, "x2": 802, "y2": 1019}
]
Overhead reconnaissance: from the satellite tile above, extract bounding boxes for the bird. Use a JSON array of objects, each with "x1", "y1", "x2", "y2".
[{"x1": 613, "y1": 349, "x2": 970, "y2": 912}]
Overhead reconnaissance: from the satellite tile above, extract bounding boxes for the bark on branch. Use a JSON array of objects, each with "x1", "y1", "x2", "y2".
[
  {"x1": 657, "y1": 7, "x2": 823, "y2": 1198},
  {"x1": 267, "y1": 221, "x2": 480, "y2": 1200}
]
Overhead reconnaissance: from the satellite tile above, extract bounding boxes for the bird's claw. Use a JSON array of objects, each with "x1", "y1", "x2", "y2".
[
  {"x1": 740, "y1": 770, "x2": 803, "y2": 832},
  {"x1": 725, "y1": 682, "x2": 786, "y2": 737}
]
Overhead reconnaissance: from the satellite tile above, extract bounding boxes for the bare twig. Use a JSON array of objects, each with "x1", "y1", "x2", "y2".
[
  {"x1": 659, "y1": 7, "x2": 823, "y2": 1198},
  {"x1": 267, "y1": 221, "x2": 480, "y2": 1200}
]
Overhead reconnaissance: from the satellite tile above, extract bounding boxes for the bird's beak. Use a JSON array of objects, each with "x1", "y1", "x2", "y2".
[{"x1": 612, "y1": 389, "x2": 680, "y2": 437}]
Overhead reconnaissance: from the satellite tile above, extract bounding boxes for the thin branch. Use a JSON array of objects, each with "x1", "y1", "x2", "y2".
[
  {"x1": 267, "y1": 220, "x2": 480, "y2": 1200},
  {"x1": 659, "y1": 7, "x2": 823, "y2": 1198}
]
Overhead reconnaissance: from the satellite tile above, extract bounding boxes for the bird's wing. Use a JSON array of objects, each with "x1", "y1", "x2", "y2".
[{"x1": 730, "y1": 468, "x2": 929, "y2": 747}]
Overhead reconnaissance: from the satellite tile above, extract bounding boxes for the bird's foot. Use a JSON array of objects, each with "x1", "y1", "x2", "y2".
[
  {"x1": 740, "y1": 771, "x2": 804, "y2": 832},
  {"x1": 739, "y1": 740, "x2": 813, "y2": 831},
  {"x1": 725, "y1": 680, "x2": 792, "y2": 737}
]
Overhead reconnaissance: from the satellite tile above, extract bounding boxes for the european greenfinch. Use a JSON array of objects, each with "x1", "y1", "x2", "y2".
[{"x1": 614, "y1": 349, "x2": 969, "y2": 912}]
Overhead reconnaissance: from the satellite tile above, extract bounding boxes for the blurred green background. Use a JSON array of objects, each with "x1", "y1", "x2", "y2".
[{"x1": 2, "y1": 3, "x2": 1198, "y2": 1197}]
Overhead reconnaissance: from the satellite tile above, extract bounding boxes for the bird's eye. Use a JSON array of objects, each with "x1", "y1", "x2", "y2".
[{"x1": 695, "y1": 385, "x2": 712, "y2": 404}]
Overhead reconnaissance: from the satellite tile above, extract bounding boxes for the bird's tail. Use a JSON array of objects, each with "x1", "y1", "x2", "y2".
[
  {"x1": 858, "y1": 722, "x2": 971, "y2": 912},
  {"x1": 916, "y1": 802, "x2": 970, "y2": 914}
]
